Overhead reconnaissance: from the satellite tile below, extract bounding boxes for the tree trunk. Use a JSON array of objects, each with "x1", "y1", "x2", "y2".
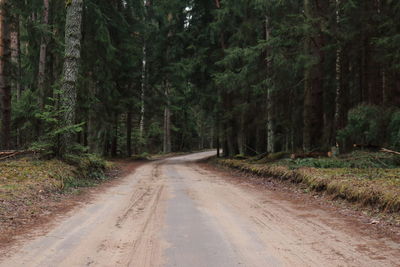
[
  {"x1": 303, "y1": 0, "x2": 325, "y2": 151},
  {"x1": 10, "y1": 14, "x2": 21, "y2": 100},
  {"x1": 38, "y1": 0, "x2": 49, "y2": 110},
  {"x1": 237, "y1": 110, "x2": 245, "y2": 155},
  {"x1": 111, "y1": 114, "x2": 118, "y2": 157},
  {"x1": 60, "y1": 0, "x2": 83, "y2": 156},
  {"x1": 216, "y1": 109, "x2": 220, "y2": 157},
  {"x1": 126, "y1": 111, "x2": 132, "y2": 157},
  {"x1": 265, "y1": 15, "x2": 275, "y2": 154},
  {"x1": 10, "y1": 12, "x2": 21, "y2": 147},
  {"x1": 163, "y1": 82, "x2": 171, "y2": 153},
  {"x1": 139, "y1": 43, "x2": 146, "y2": 138},
  {"x1": 0, "y1": 0, "x2": 11, "y2": 149},
  {"x1": 334, "y1": 0, "x2": 341, "y2": 145},
  {"x1": 87, "y1": 76, "x2": 98, "y2": 154},
  {"x1": 266, "y1": 87, "x2": 274, "y2": 153}
]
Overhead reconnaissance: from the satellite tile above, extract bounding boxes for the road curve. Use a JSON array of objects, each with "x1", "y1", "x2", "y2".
[{"x1": 1, "y1": 151, "x2": 399, "y2": 267}]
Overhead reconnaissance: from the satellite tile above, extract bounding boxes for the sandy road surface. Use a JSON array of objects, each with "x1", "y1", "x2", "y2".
[{"x1": 1, "y1": 151, "x2": 399, "y2": 267}]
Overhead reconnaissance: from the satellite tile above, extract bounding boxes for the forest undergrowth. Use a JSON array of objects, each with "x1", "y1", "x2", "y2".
[
  {"x1": 214, "y1": 151, "x2": 400, "y2": 215},
  {"x1": 0, "y1": 154, "x2": 111, "y2": 242}
]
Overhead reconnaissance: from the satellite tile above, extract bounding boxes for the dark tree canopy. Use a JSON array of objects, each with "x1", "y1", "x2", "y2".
[{"x1": 0, "y1": 0, "x2": 399, "y2": 157}]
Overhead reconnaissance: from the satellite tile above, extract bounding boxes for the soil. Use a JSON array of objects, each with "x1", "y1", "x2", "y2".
[
  {"x1": 202, "y1": 162, "x2": 400, "y2": 243},
  {"x1": 1, "y1": 152, "x2": 399, "y2": 266},
  {"x1": 0, "y1": 160, "x2": 144, "y2": 255}
]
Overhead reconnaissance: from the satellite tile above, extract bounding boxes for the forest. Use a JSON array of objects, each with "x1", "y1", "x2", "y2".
[
  {"x1": 0, "y1": 0, "x2": 400, "y2": 159},
  {"x1": 1, "y1": 1, "x2": 400, "y2": 261}
]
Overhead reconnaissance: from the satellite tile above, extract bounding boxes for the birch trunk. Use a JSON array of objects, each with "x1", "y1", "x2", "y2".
[
  {"x1": 38, "y1": 0, "x2": 50, "y2": 110},
  {"x1": 139, "y1": 0, "x2": 150, "y2": 138},
  {"x1": 0, "y1": 0, "x2": 11, "y2": 149},
  {"x1": 60, "y1": 0, "x2": 83, "y2": 155},
  {"x1": 163, "y1": 82, "x2": 171, "y2": 153},
  {"x1": 139, "y1": 43, "x2": 146, "y2": 137},
  {"x1": 334, "y1": 0, "x2": 341, "y2": 144}
]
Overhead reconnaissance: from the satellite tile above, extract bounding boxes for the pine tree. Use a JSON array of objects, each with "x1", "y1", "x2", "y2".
[
  {"x1": 60, "y1": 0, "x2": 83, "y2": 156},
  {"x1": 37, "y1": 0, "x2": 49, "y2": 110},
  {"x1": 0, "y1": 0, "x2": 11, "y2": 149},
  {"x1": 303, "y1": 0, "x2": 327, "y2": 151}
]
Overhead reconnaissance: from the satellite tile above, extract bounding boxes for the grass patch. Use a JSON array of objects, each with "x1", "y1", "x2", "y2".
[
  {"x1": 0, "y1": 155, "x2": 110, "y2": 229},
  {"x1": 274, "y1": 151, "x2": 400, "y2": 169},
  {"x1": 215, "y1": 151, "x2": 400, "y2": 213}
]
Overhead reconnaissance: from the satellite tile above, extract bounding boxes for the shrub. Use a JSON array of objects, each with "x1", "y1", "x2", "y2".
[
  {"x1": 131, "y1": 152, "x2": 150, "y2": 160},
  {"x1": 388, "y1": 110, "x2": 400, "y2": 150},
  {"x1": 64, "y1": 153, "x2": 107, "y2": 180},
  {"x1": 338, "y1": 104, "x2": 385, "y2": 147},
  {"x1": 234, "y1": 154, "x2": 247, "y2": 160},
  {"x1": 30, "y1": 91, "x2": 84, "y2": 158},
  {"x1": 268, "y1": 152, "x2": 289, "y2": 161}
]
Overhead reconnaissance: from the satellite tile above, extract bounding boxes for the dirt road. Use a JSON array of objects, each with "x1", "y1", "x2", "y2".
[{"x1": 1, "y1": 151, "x2": 399, "y2": 266}]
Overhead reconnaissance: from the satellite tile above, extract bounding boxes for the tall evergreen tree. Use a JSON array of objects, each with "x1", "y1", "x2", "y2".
[
  {"x1": 60, "y1": 0, "x2": 83, "y2": 156},
  {"x1": 0, "y1": 0, "x2": 11, "y2": 149}
]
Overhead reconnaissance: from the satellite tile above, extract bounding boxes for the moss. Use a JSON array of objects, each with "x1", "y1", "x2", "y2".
[
  {"x1": 277, "y1": 151, "x2": 400, "y2": 169},
  {"x1": 214, "y1": 157, "x2": 400, "y2": 213},
  {"x1": 0, "y1": 155, "x2": 110, "y2": 200}
]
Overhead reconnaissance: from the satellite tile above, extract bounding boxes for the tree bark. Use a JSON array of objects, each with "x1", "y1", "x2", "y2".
[
  {"x1": 10, "y1": 12, "x2": 21, "y2": 147},
  {"x1": 216, "y1": 105, "x2": 220, "y2": 157},
  {"x1": 10, "y1": 14, "x2": 21, "y2": 100},
  {"x1": 60, "y1": 0, "x2": 83, "y2": 156},
  {"x1": 0, "y1": 0, "x2": 11, "y2": 149},
  {"x1": 126, "y1": 111, "x2": 132, "y2": 157},
  {"x1": 87, "y1": 75, "x2": 98, "y2": 154},
  {"x1": 38, "y1": 0, "x2": 49, "y2": 110},
  {"x1": 334, "y1": 0, "x2": 342, "y2": 145},
  {"x1": 163, "y1": 82, "x2": 171, "y2": 153},
  {"x1": 139, "y1": 43, "x2": 146, "y2": 137},
  {"x1": 303, "y1": 0, "x2": 325, "y2": 151},
  {"x1": 111, "y1": 114, "x2": 118, "y2": 157},
  {"x1": 266, "y1": 15, "x2": 274, "y2": 154}
]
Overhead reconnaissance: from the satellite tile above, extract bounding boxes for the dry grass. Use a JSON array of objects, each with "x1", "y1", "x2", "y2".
[
  {"x1": 0, "y1": 159, "x2": 78, "y2": 232},
  {"x1": 0, "y1": 159, "x2": 75, "y2": 199},
  {"x1": 216, "y1": 158, "x2": 400, "y2": 213},
  {"x1": 0, "y1": 156, "x2": 111, "y2": 234}
]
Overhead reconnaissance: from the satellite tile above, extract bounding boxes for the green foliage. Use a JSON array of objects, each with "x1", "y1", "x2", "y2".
[
  {"x1": 12, "y1": 90, "x2": 38, "y2": 146},
  {"x1": 131, "y1": 152, "x2": 150, "y2": 160},
  {"x1": 338, "y1": 105, "x2": 385, "y2": 146},
  {"x1": 64, "y1": 153, "x2": 107, "y2": 180},
  {"x1": 31, "y1": 92, "x2": 84, "y2": 157},
  {"x1": 7, "y1": 0, "x2": 400, "y2": 160},
  {"x1": 217, "y1": 158, "x2": 400, "y2": 212},
  {"x1": 283, "y1": 152, "x2": 400, "y2": 169},
  {"x1": 65, "y1": 0, "x2": 72, "y2": 8},
  {"x1": 288, "y1": 158, "x2": 350, "y2": 169},
  {"x1": 233, "y1": 154, "x2": 247, "y2": 160},
  {"x1": 268, "y1": 152, "x2": 289, "y2": 161},
  {"x1": 388, "y1": 111, "x2": 400, "y2": 149},
  {"x1": 139, "y1": 152, "x2": 150, "y2": 158}
]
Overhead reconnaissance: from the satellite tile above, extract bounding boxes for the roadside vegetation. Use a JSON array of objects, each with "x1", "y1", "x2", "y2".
[
  {"x1": 215, "y1": 151, "x2": 400, "y2": 213},
  {"x1": 1, "y1": 0, "x2": 400, "y2": 235},
  {"x1": 0, "y1": 150, "x2": 190, "y2": 239},
  {"x1": 0, "y1": 154, "x2": 110, "y2": 239}
]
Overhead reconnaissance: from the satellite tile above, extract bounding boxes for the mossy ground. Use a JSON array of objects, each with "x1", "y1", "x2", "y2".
[
  {"x1": 0, "y1": 156, "x2": 110, "y2": 234},
  {"x1": 216, "y1": 151, "x2": 400, "y2": 213}
]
